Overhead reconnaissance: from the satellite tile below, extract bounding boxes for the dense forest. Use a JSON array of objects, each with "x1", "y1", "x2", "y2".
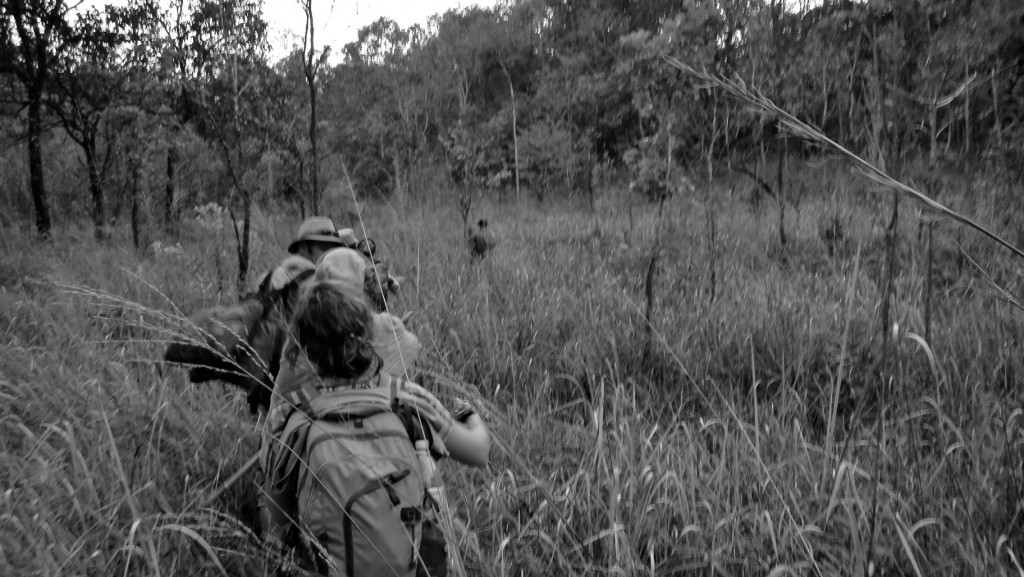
[
  {"x1": 3, "y1": 0, "x2": 1023, "y2": 264},
  {"x1": 5, "y1": 1, "x2": 1024, "y2": 575}
]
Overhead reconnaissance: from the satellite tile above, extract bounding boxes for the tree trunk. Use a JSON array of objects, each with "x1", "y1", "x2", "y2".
[
  {"x1": 847, "y1": 33, "x2": 862, "y2": 147},
  {"x1": 112, "y1": 166, "x2": 124, "y2": 223},
  {"x1": 297, "y1": 154, "x2": 307, "y2": 218},
  {"x1": 776, "y1": 133, "x2": 787, "y2": 253},
  {"x1": 131, "y1": 160, "x2": 140, "y2": 249},
  {"x1": 500, "y1": 62, "x2": 521, "y2": 202},
  {"x1": 303, "y1": 2, "x2": 321, "y2": 216},
  {"x1": 84, "y1": 134, "x2": 105, "y2": 240},
  {"x1": 308, "y1": 80, "x2": 320, "y2": 214},
  {"x1": 166, "y1": 145, "x2": 178, "y2": 231},
  {"x1": 866, "y1": 27, "x2": 887, "y2": 173},
  {"x1": 706, "y1": 199, "x2": 718, "y2": 305},
  {"x1": 392, "y1": 156, "x2": 405, "y2": 205},
  {"x1": 237, "y1": 193, "x2": 251, "y2": 293},
  {"x1": 642, "y1": 249, "x2": 658, "y2": 365},
  {"x1": 880, "y1": 192, "x2": 899, "y2": 343},
  {"x1": 643, "y1": 192, "x2": 671, "y2": 365},
  {"x1": 27, "y1": 95, "x2": 52, "y2": 239}
]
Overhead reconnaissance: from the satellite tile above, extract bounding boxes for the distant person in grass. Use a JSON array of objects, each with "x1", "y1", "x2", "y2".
[
  {"x1": 467, "y1": 218, "x2": 497, "y2": 259},
  {"x1": 260, "y1": 270, "x2": 490, "y2": 574}
]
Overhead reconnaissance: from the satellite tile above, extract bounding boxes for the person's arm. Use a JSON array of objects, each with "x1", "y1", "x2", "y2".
[
  {"x1": 439, "y1": 411, "x2": 491, "y2": 467},
  {"x1": 401, "y1": 383, "x2": 491, "y2": 467}
]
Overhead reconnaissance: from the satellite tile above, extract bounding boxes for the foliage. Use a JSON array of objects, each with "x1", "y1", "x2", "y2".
[
  {"x1": 3, "y1": 2, "x2": 1024, "y2": 572},
  {"x1": 4, "y1": 165, "x2": 1024, "y2": 573}
]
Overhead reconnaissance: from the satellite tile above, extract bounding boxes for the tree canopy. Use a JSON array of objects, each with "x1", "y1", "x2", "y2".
[{"x1": 2, "y1": 0, "x2": 1023, "y2": 233}]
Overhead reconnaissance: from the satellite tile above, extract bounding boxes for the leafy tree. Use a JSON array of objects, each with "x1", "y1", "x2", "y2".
[
  {"x1": 178, "y1": 0, "x2": 271, "y2": 289},
  {"x1": 47, "y1": 6, "x2": 128, "y2": 239},
  {"x1": 1, "y1": 0, "x2": 76, "y2": 237}
]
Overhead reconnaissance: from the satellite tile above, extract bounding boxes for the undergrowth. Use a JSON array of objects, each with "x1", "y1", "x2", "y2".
[{"x1": 2, "y1": 163, "x2": 1023, "y2": 576}]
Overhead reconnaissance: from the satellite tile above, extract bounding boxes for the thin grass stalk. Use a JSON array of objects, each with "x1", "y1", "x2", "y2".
[
  {"x1": 751, "y1": 337, "x2": 760, "y2": 459},
  {"x1": 925, "y1": 222, "x2": 934, "y2": 343},
  {"x1": 825, "y1": 243, "x2": 861, "y2": 477},
  {"x1": 103, "y1": 411, "x2": 163, "y2": 577},
  {"x1": 960, "y1": 248, "x2": 1024, "y2": 314}
]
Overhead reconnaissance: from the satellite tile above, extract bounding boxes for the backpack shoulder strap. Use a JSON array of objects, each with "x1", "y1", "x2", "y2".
[
  {"x1": 292, "y1": 267, "x2": 315, "y2": 286},
  {"x1": 308, "y1": 388, "x2": 393, "y2": 419},
  {"x1": 262, "y1": 267, "x2": 315, "y2": 303},
  {"x1": 275, "y1": 358, "x2": 322, "y2": 416},
  {"x1": 377, "y1": 371, "x2": 406, "y2": 409},
  {"x1": 386, "y1": 374, "x2": 435, "y2": 444}
]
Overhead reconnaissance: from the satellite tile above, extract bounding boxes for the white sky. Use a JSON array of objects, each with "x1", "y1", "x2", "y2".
[
  {"x1": 78, "y1": 0, "x2": 499, "y2": 63},
  {"x1": 264, "y1": 0, "x2": 497, "y2": 60}
]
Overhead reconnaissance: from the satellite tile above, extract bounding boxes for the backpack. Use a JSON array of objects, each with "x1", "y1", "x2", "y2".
[{"x1": 284, "y1": 373, "x2": 430, "y2": 577}]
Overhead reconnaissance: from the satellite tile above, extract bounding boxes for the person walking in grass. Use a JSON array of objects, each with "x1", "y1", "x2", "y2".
[
  {"x1": 260, "y1": 270, "x2": 490, "y2": 576},
  {"x1": 267, "y1": 217, "x2": 400, "y2": 312},
  {"x1": 163, "y1": 216, "x2": 355, "y2": 412},
  {"x1": 259, "y1": 216, "x2": 357, "y2": 293},
  {"x1": 233, "y1": 217, "x2": 356, "y2": 410},
  {"x1": 317, "y1": 247, "x2": 421, "y2": 377}
]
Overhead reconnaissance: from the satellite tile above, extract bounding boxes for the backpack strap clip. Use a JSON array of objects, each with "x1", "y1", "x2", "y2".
[{"x1": 380, "y1": 372, "x2": 401, "y2": 411}]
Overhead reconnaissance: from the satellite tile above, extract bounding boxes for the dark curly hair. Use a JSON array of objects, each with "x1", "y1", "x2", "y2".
[{"x1": 286, "y1": 280, "x2": 378, "y2": 379}]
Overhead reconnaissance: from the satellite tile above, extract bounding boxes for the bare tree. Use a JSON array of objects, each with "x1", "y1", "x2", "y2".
[{"x1": 299, "y1": 0, "x2": 329, "y2": 214}]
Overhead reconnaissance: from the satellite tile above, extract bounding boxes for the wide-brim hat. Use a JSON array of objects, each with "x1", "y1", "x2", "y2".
[{"x1": 287, "y1": 216, "x2": 348, "y2": 254}]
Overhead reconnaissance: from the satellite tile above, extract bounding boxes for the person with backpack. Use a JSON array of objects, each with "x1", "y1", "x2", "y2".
[
  {"x1": 261, "y1": 216, "x2": 356, "y2": 293},
  {"x1": 317, "y1": 247, "x2": 420, "y2": 378},
  {"x1": 260, "y1": 274, "x2": 490, "y2": 576},
  {"x1": 163, "y1": 216, "x2": 353, "y2": 412}
]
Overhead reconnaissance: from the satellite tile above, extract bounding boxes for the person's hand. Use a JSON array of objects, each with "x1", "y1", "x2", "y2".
[
  {"x1": 451, "y1": 398, "x2": 475, "y2": 422},
  {"x1": 400, "y1": 310, "x2": 415, "y2": 324}
]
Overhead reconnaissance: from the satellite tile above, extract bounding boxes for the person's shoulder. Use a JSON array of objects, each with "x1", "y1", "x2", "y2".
[
  {"x1": 398, "y1": 380, "x2": 449, "y2": 414},
  {"x1": 275, "y1": 355, "x2": 319, "y2": 399},
  {"x1": 372, "y1": 312, "x2": 407, "y2": 331},
  {"x1": 267, "y1": 255, "x2": 316, "y2": 291},
  {"x1": 400, "y1": 379, "x2": 430, "y2": 396}
]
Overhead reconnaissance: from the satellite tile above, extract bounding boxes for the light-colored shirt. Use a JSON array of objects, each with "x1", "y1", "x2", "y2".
[{"x1": 371, "y1": 313, "x2": 421, "y2": 377}]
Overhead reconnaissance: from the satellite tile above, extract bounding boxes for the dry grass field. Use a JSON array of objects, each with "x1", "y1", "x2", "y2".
[{"x1": 2, "y1": 158, "x2": 1023, "y2": 576}]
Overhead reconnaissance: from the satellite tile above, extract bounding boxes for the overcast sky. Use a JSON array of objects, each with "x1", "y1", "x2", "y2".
[
  {"x1": 265, "y1": 0, "x2": 497, "y2": 59},
  {"x1": 78, "y1": 0, "x2": 498, "y2": 63}
]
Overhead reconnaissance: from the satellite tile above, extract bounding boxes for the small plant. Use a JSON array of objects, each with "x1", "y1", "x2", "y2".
[{"x1": 194, "y1": 202, "x2": 227, "y2": 232}]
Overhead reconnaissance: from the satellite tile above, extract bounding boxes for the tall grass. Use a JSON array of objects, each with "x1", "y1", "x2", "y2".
[{"x1": 2, "y1": 162, "x2": 1023, "y2": 575}]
